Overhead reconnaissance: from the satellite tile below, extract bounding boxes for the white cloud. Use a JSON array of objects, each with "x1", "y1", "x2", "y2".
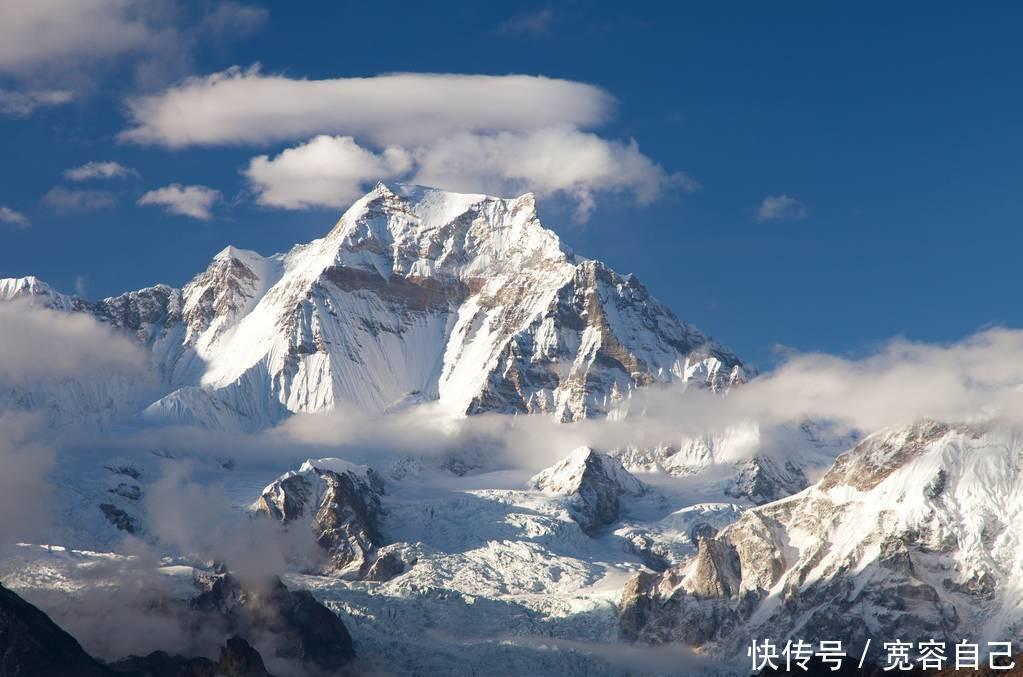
[
  {"x1": 121, "y1": 65, "x2": 696, "y2": 219},
  {"x1": 0, "y1": 89, "x2": 73, "y2": 117},
  {"x1": 0, "y1": 412, "x2": 55, "y2": 546},
  {"x1": 0, "y1": 206, "x2": 29, "y2": 228},
  {"x1": 0, "y1": 301, "x2": 145, "y2": 385},
  {"x1": 65, "y1": 161, "x2": 137, "y2": 181},
  {"x1": 271, "y1": 327, "x2": 1023, "y2": 476},
  {"x1": 610, "y1": 327, "x2": 1023, "y2": 441},
  {"x1": 0, "y1": 0, "x2": 151, "y2": 75},
  {"x1": 41, "y1": 186, "x2": 115, "y2": 213},
  {"x1": 138, "y1": 184, "x2": 222, "y2": 220},
  {"x1": 756, "y1": 194, "x2": 807, "y2": 222},
  {"x1": 411, "y1": 127, "x2": 698, "y2": 220},
  {"x1": 0, "y1": 1, "x2": 267, "y2": 90},
  {"x1": 246, "y1": 135, "x2": 411, "y2": 210},
  {"x1": 730, "y1": 328, "x2": 1023, "y2": 430},
  {"x1": 243, "y1": 128, "x2": 693, "y2": 220},
  {"x1": 121, "y1": 65, "x2": 614, "y2": 148}
]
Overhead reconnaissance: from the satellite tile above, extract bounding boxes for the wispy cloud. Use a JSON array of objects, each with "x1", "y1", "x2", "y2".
[
  {"x1": 41, "y1": 186, "x2": 115, "y2": 213},
  {"x1": 497, "y1": 8, "x2": 555, "y2": 36},
  {"x1": 0, "y1": 89, "x2": 72, "y2": 117},
  {"x1": 65, "y1": 161, "x2": 137, "y2": 181},
  {"x1": 138, "y1": 184, "x2": 222, "y2": 220},
  {"x1": 0, "y1": 205, "x2": 29, "y2": 228},
  {"x1": 756, "y1": 194, "x2": 807, "y2": 222}
]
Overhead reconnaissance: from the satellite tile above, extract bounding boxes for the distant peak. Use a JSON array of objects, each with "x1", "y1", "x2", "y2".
[
  {"x1": 212, "y1": 245, "x2": 265, "y2": 265},
  {"x1": 0, "y1": 275, "x2": 57, "y2": 297},
  {"x1": 370, "y1": 181, "x2": 397, "y2": 197},
  {"x1": 213, "y1": 245, "x2": 240, "y2": 260}
]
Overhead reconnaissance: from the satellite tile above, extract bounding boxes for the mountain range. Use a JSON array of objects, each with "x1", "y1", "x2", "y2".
[
  {"x1": 0, "y1": 183, "x2": 744, "y2": 430},
  {"x1": 1, "y1": 185, "x2": 1018, "y2": 676}
]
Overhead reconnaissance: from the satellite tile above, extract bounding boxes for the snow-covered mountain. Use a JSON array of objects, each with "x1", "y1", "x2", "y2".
[
  {"x1": 619, "y1": 420, "x2": 1023, "y2": 667},
  {"x1": 0, "y1": 183, "x2": 746, "y2": 430},
  {"x1": 530, "y1": 446, "x2": 649, "y2": 535},
  {"x1": 255, "y1": 458, "x2": 387, "y2": 577}
]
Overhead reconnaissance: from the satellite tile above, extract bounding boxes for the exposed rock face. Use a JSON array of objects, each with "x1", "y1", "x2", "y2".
[
  {"x1": 255, "y1": 458, "x2": 385, "y2": 576},
  {"x1": 1, "y1": 183, "x2": 745, "y2": 429},
  {"x1": 0, "y1": 582, "x2": 114, "y2": 677},
  {"x1": 110, "y1": 637, "x2": 275, "y2": 677},
  {"x1": 191, "y1": 566, "x2": 356, "y2": 673},
  {"x1": 530, "y1": 447, "x2": 647, "y2": 535},
  {"x1": 726, "y1": 455, "x2": 808, "y2": 504},
  {"x1": 620, "y1": 420, "x2": 1023, "y2": 663},
  {"x1": 98, "y1": 503, "x2": 138, "y2": 534}
]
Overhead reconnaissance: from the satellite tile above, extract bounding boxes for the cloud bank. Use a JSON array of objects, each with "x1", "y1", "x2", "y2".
[
  {"x1": 0, "y1": 301, "x2": 145, "y2": 385},
  {"x1": 267, "y1": 327, "x2": 1023, "y2": 473}
]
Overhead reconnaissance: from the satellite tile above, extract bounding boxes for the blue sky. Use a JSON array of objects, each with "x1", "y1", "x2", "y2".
[{"x1": 1, "y1": 1, "x2": 1022, "y2": 366}]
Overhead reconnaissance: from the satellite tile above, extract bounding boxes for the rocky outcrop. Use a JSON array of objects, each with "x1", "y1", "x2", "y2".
[
  {"x1": 191, "y1": 565, "x2": 356, "y2": 674},
  {"x1": 619, "y1": 421, "x2": 1023, "y2": 661},
  {"x1": 530, "y1": 447, "x2": 647, "y2": 535},
  {"x1": 255, "y1": 458, "x2": 385, "y2": 577},
  {"x1": 619, "y1": 533, "x2": 757, "y2": 646}
]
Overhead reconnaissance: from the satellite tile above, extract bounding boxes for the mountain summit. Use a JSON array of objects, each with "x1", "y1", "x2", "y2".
[{"x1": 1, "y1": 184, "x2": 745, "y2": 428}]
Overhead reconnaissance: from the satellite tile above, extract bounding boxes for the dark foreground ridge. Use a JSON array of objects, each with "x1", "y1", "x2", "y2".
[
  {"x1": 0, "y1": 572, "x2": 358, "y2": 677},
  {"x1": 0, "y1": 582, "x2": 112, "y2": 677}
]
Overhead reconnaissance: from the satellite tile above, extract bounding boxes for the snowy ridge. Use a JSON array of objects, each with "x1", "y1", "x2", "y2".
[
  {"x1": 620, "y1": 420, "x2": 1023, "y2": 667},
  {"x1": 1, "y1": 183, "x2": 746, "y2": 429}
]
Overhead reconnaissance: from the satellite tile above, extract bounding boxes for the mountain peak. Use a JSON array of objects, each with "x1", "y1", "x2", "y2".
[
  {"x1": 4, "y1": 184, "x2": 745, "y2": 428},
  {"x1": 319, "y1": 182, "x2": 567, "y2": 283},
  {"x1": 212, "y1": 244, "x2": 264, "y2": 264}
]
